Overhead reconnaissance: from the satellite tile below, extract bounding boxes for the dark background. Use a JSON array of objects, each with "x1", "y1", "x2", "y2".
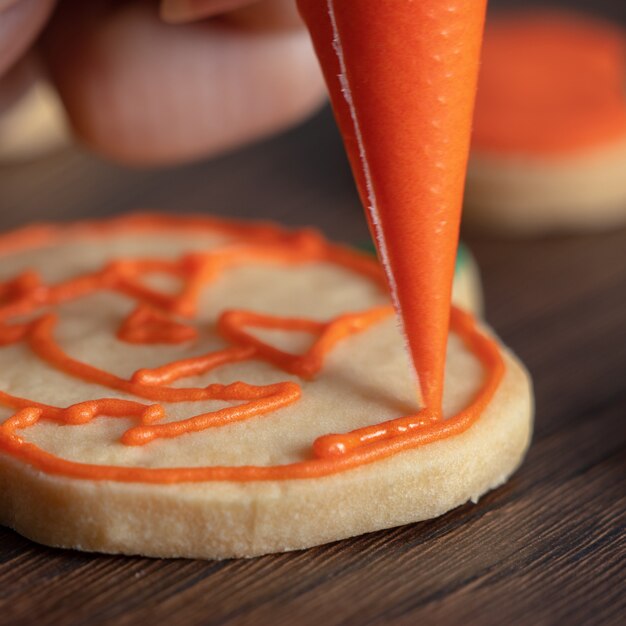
[{"x1": 0, "y1": 1, "x2": 625, "y2": 625}]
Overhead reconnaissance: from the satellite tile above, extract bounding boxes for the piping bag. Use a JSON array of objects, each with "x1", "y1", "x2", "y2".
[{"x1": 297, "y1": 0, "x2": 487, "y2": 414}]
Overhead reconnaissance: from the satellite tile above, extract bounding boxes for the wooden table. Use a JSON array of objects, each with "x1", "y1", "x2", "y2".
[{"x1": 0, "y1": 104, "x2": 624, "y2": 625}]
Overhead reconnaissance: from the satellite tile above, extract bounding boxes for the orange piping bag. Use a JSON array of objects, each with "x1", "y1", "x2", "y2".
[{"x1": 297, "y1": 0, "x2": 487, "y2": 411}]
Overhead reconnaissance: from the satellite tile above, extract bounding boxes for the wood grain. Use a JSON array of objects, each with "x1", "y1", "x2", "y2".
[{"x1": 1, "y1": 2, "x2": 625, "y2": 622}]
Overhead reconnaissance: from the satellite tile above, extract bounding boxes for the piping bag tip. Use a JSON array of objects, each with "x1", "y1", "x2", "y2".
[{"x1": 297, "y1": 0, "x2": 487, "y2": 410}]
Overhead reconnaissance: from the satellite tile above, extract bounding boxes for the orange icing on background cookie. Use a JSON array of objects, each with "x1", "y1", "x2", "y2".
[
  {"x1": 297, "y1": 1, "x2": 487, "y2": 413},
  {"x1": 472, "y1": 10, "x2": 626, "y2": 155},
  {"x1": 0, "y1": 215, "x2": 504, "y2": 483}
]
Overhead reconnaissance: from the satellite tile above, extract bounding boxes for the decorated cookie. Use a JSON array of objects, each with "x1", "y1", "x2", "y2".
[
  {"x1": 0, "y1": 214, "x2": 532, "y2": 559},
  {"x1": 465, "y1": 10, "x2": 626, "y2": 234}
]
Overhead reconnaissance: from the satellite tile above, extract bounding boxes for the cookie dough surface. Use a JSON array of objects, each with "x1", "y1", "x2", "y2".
[
  {"x1": 465, "y1": 138, "x2": 626, "y2": 234},
  {"x1": 0, "y1": 215, "x2": 532, "y2": 558}
]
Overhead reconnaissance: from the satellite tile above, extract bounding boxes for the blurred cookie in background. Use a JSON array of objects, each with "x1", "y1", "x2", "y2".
[{"x1": 464, "y1": 9, "x2": 626, "y2": 235}]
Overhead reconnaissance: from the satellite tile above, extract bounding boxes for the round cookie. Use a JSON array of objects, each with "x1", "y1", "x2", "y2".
[
  {"x1": 464, "y1": 10, "x2": 626, "y2": 234},
  {"x1": 0, "y1": 214, "x2": 532, "y2": 559}
]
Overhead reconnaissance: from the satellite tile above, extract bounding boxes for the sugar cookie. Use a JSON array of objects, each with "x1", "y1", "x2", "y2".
[
  {"x1": 0, "y1": 215, "x2": 532, "y2": 558},
  {"x1": 465, "y1": 10, "x2": 626, "y2": 234}
]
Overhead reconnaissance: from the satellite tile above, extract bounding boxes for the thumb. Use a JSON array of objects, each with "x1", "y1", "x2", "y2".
[{"x1": 41, "y1": 0, "x2": 326, "y2": 166}]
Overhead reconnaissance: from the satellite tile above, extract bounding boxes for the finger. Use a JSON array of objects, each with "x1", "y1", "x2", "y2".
[
  {"x1": 0, "y1": 0, "x2": 55, "y2": 76},
  {"x1": 42, "y1": 0, "x2": 326, "y2": 166}
]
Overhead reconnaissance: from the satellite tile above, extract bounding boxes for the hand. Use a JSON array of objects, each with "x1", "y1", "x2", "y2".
[{"x1": 0, "y1": 0, "x2": 326, "y2": 165}]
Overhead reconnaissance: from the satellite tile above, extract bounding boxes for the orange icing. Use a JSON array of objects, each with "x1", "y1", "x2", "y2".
[
  {"x1": 297, "y1": 1, "x2": 487, "y2": 413},
  {"x1": 473, "y1": 10, "x2": 626, "y2": 155},
  {"x1": 0, "y1": 214, "x2": 504, "y2": 483},
  {"x1": 118, "y1": 304, "x2": 198, "y2": 344}
]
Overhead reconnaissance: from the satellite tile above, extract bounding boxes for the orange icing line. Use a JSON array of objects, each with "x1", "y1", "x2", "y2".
[
  {"x1": 0, "y1": 270, "x2": 43, "y2": 303},
  {"x1": 217, "y1": 306, "x2": 390, "y2": 380},
  {"x1": 118, "y1": 304, "x2": 198, "y2": 344},
  {"x1": 131, "y1": 345, "x2": 256, "y2": 386},
  {"x1": 473, "y1": 10, "x2": 626, "y2": 154},
  {"x1": 120, "y1": 382, "x2": 301, "y2": 446},
  {"x1": 297, "y1": 1, "x2": 487, "y2": 413},
  {"x1": 0, "y1": 214, "x2": 504, "y2": 483},
  {"x1": 21, "y1": 325, "x2": 317, "y2": 408}
]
